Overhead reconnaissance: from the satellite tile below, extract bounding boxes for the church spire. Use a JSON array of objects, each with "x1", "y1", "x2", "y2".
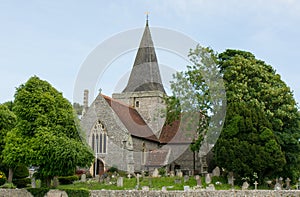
[{"x1": 122, "y1": 18, "x2": 165, "y2": 93}]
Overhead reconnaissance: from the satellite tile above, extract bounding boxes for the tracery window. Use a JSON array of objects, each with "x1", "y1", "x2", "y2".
[{"x1": 91, "y1": 120, "x2": 107, "y2": 154}]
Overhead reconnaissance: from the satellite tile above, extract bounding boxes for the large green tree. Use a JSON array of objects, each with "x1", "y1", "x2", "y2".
[
  {"x1": 0, "y1": 104, "x2": 16, "y2": 179},
  {"x1": 2, "y1": 76, "x2": 94, "y2": 186},
  {"x1": 214, "y1": 49, "x2": 300, "y2": 182},
  {"x1": 169, "y1": 46, "x2": 300, "y2": 182}
]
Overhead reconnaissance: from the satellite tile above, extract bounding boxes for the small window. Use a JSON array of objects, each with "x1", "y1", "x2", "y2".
[{"x1": 135, "y1": 100, "x2": 140, "y2": 108}]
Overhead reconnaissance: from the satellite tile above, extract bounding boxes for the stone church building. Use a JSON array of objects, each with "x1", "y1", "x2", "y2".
[{"x1": 80, "y1": 20, "x2": 202, "y2": 176}]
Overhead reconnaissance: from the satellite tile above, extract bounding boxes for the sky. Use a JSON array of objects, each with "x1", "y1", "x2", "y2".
[{"x1": 0, "y1": 0, "x2": 299, "y2": 106}]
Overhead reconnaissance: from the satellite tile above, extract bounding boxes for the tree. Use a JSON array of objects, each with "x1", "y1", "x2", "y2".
[
  {"x1": 0, "y1": 104, "x2": 16, "y2": 181},
  {"x1": 2, "y1": 76, "x2": 94, "y2": 186},
  {"x1": 214, "y1": 49, "x2": 300, "y2": 182}
]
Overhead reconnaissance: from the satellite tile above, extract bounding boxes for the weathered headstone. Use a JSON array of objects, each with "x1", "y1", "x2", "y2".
[
  {"x1": 152, "y1": 168, "x2": 159, "y2": 177},
  {"x1": 212, "y1": 166, "x2": 220, "y2": 177},
  {"x1": 53, "y1": 177, "x2": 59, "y2": 187},
  {"x1": 184, "y1": 175, "x2": 189, "y2": 183},
  {"x1": 162, "y1": 186, "x2": 167, "y2": 192},
  {"x1": 127, "y1": 174, "x2": 132, "y2": 179},
  {"x1": 174, "y1": 178, "x2": 181, "y2": 184},
  {"x1": 285, "y1": 178, "x2": 291, "y2": 190},
  {"x1": 184, "y1": 186, "x2": 190, "y2": 192},
  {"x1": 81, "y1": 174, "x2": 86, "y2": 182},
  {"x1": 31, "y1": 177, "x2": 36, "y2": 188},
  {"x1": 206, "y1": 184, "x2": 215, "y2": 191},
  {"x1": 274, "y1": 178, "x2": 282, "y2": 190},
  {"x1": 142, "y1": 186, "x2": 149, "y2": 191},
  {"x1": 242, "y1": 182, "x2": 249, "y2": 190},
  {"x1": 177, "y1": 171, "x2": 183, "y2": 178},
  {"x1": 136, "y1": 174, "x2": 141, "y2": 188},
  {"x1": 205, "y1": 173, "x2": 211, "y2": 184},
  {"x1": 170, "y1": 171, "x2": 175, "y2": 177},
  {"x1": 254, "y1": 181, "x2": 258, "y2": 190},
  {"x1": 196, "y1": 176, "x2": 202, "y2": 187},
  {"x1": 117, "y1": 177, "x2": 123, "y2": 187}
]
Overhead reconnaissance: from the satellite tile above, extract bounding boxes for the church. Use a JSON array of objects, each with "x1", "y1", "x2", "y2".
[{"x1": 80, "y1": 19, "x2": 203, "y2": 177}]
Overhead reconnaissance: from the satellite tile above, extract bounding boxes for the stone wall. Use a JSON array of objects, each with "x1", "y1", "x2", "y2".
[{"x1": 1, "y1": 189, "x2": 300, "y2": 197}]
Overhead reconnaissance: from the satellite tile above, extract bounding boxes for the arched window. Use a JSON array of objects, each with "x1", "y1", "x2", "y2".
[{"x1": 90, "y1": 120, "x2": 107, "y2": 154}]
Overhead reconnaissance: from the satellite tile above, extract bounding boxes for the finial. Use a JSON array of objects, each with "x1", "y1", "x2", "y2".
[
  {"x1": 145, "y1": 11, "x2": 149, "y2": 26},
  {"x1": 98, "y1": 88, "x2": 102, "y2": 93}
]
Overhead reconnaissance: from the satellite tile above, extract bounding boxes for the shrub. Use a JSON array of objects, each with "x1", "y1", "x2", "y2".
[
  {"x1": 58, "y1": 175, "x2": 79, "y2": 185},
  {"x1": 0, "y1": 171, "x2": 7, "y2": 186},
  {"x1": 13, "y1": 178, "x2": 31, "y2": 188},
  {"x1": 0, "y1": 182, "x2": 16, "y2": 189},
  {"x1": 14, "y1": 164, "x2": 29, "y2": 178},
  {"x1": 63, "y1": 189, "x2": 90, "y2": 197},
  {"x1": 27, "y1": 188, "x2": 50, "y2": 197}
]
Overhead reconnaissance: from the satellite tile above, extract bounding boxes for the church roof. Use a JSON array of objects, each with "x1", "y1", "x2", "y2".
[
  {"x1": 159, "y1": 117, "x2": 199, "y2": 144},
  {"x1": 102, "y1": 94, "x2": 159, "y2": 142},
  {"x1": 122, "y1": 20, "x2": 166, "y2": 93}
]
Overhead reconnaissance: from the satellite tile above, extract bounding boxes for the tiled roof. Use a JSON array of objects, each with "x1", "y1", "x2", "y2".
[
  {"x1": 102, "y1": 94, "x2": 159, "y2": 142},
  {"x1": 159, "y1": 116, "x2": 199, "y2": 144},
  {"x1": 145, "y1": 149, "x2": 169, "y2": 167}
]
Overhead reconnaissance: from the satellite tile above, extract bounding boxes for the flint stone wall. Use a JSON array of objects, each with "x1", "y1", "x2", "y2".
[{"x1": 1, "y1": 189, "x2": 300, "y2": 197}]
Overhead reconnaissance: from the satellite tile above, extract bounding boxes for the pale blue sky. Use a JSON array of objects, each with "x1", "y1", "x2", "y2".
[{"x1": 1, "y1": 0, "x2": 299, "y2": 105}]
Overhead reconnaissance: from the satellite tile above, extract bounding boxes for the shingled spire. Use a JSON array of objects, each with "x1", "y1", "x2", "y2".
[{"x1": 122, "y1": 19, "x2": 165, "y2": 93}]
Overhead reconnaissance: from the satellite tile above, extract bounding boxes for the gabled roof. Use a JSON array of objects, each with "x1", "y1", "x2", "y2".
[
  {"x1": 102, "y1": 94, "x2": 159, "y2": 142},
  {"x1": 159, "y1": 117, "x2": 199, "y2": 144},
  {"x1": 122, "y1": 20, "x2": 165, "y2": 93}
]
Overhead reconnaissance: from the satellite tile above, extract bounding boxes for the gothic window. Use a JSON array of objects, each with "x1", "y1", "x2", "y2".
[{"x1": 90, "y1": 120, "x2": 107, "y2": 154}]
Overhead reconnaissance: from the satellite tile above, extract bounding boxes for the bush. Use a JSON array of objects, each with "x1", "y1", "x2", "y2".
[
  {"x1": 58, "y1": 175, "x2": 79, "y2": 185},
  {"x1": 27, "y1": 188, "x2": 50, "y2": 197},
  {"x1": 0, "y1": 171, "x2": 7, "y2": 186},
  {"x1": 14, "y1": 164, "x2": 29, "y2": 178},
  {"x1": 0, "y1": 182, "x2": 16, "y2": 189},
  {"x1": 63, "y1": 189, "x2": 90, "y2": 197},
  {"x1": 13, "y1": 178, "x2": 31, "y2": 188}
]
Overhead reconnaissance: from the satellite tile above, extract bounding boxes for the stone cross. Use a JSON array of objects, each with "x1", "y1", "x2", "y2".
[
  {"x1": 254, "y1": 181, "x2": 258, "y2": 190},
  {"x1": 127, "y1": 174, "x2": 132, "y2": 179}
]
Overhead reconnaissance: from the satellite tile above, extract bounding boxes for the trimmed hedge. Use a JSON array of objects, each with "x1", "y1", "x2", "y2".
[
  {"x1": 13, "y1": 177, "x2": 31, "y2": 188},
  {"x1": 27, "y1": 188, "x2": 50, "y2": 197},
  {"x1": 58, "y1": 175, "x2": 79, "y2": 185}
]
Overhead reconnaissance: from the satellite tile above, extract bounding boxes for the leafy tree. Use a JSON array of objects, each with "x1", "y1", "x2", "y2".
[
  {"x1": 214, "y1": 49, "x2": 300, "y2": 182},
  {"x1": 0, "y1": 104, "x2": 16, "y2": 180},
  {"x1": 73, "y1": 102, "x2": 83, "y2": 116},
  {"x1": 2, "y1": 76, "x2": 94, "y2": 186}
]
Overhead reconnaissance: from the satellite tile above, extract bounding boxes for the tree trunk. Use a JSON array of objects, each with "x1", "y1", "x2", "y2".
[{"x1": 8, "y1": 168, "x2": 13, "y2": 183}]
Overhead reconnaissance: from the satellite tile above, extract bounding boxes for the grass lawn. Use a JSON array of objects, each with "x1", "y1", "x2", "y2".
[{"x1": 57, "y1": 176, "x2": 240, "y2": 191}]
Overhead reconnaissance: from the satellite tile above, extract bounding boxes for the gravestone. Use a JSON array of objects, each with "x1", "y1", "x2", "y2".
[
  {"x1": 136, "y1": 174, "x2": 141, "y2": 188},
  {"x1": 184, "y1": 175, "x2": 189, "y2": 183},
  {"x1": 31, "y1": 177, "x2": 36, "y2": 188},
  {"x1": 254, "y1": 181, "x2": 258, "y2": 190},
  {"x1": 195, "y1": 176, "x2": 202, "y2": 187},
  {"x1": 53, "y1": 177, "x2": 59, "y2": 187},
  {"x1": 206, "y1": 184, "x2": 215, "y2": 191},
  {"x1": 274, "y1": 178, "x2": 282, "y2": 190},
  {"x1": 242, "y1": 182, "x2": 249, "y2": 190},
  {"x1": 81, "y1": 174, "x2": 86, "y2": 182},
  {"x1": 177, "y1": 171, "x2": 183, "y2": 178},
  {"x1": 162, "y1": 186, "x2": 167, "y2": 192},
  {"x1": 127, "y1": 174, "x2": 132, "y2": 179},
  {"x1": 285, "y1": 178, "x2": 291, "y2": 190},
  {"x1": 117, "y1": 177, "x2": 123, "y2": 187},
  {"x1": 152, "y1": 168, "x2": 159, "y2": 177},
  {"x1": 212, "y1": 166, "x2": 220, "y2": 177},
  {"x1": 205, "y1": 173, "x2": 211, "y2": 184},
  {"x1": 170, "y1": 171, "x2": 175, "y2": 177},
  {"x1": 227, "y1": 172, "x2": 235, "y2": 188},
  {"x1": 184, "y1": 186, "x2": 190, "y2": 192},
  {"x1": 174, "y1": 179, "x2": 181, "y2": 184},
  {"x1": 142, "y1": 186, "x2": 149, "y2": 191}
]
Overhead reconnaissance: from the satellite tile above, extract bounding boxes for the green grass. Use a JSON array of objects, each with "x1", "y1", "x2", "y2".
[{"x1": 56, "y1": 176, "x2": 241, "y2": 191}]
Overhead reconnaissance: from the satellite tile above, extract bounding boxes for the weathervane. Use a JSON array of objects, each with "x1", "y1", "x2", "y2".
[{"x1": 145, "y1": 11, "x2": 149, "y2": 23}]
